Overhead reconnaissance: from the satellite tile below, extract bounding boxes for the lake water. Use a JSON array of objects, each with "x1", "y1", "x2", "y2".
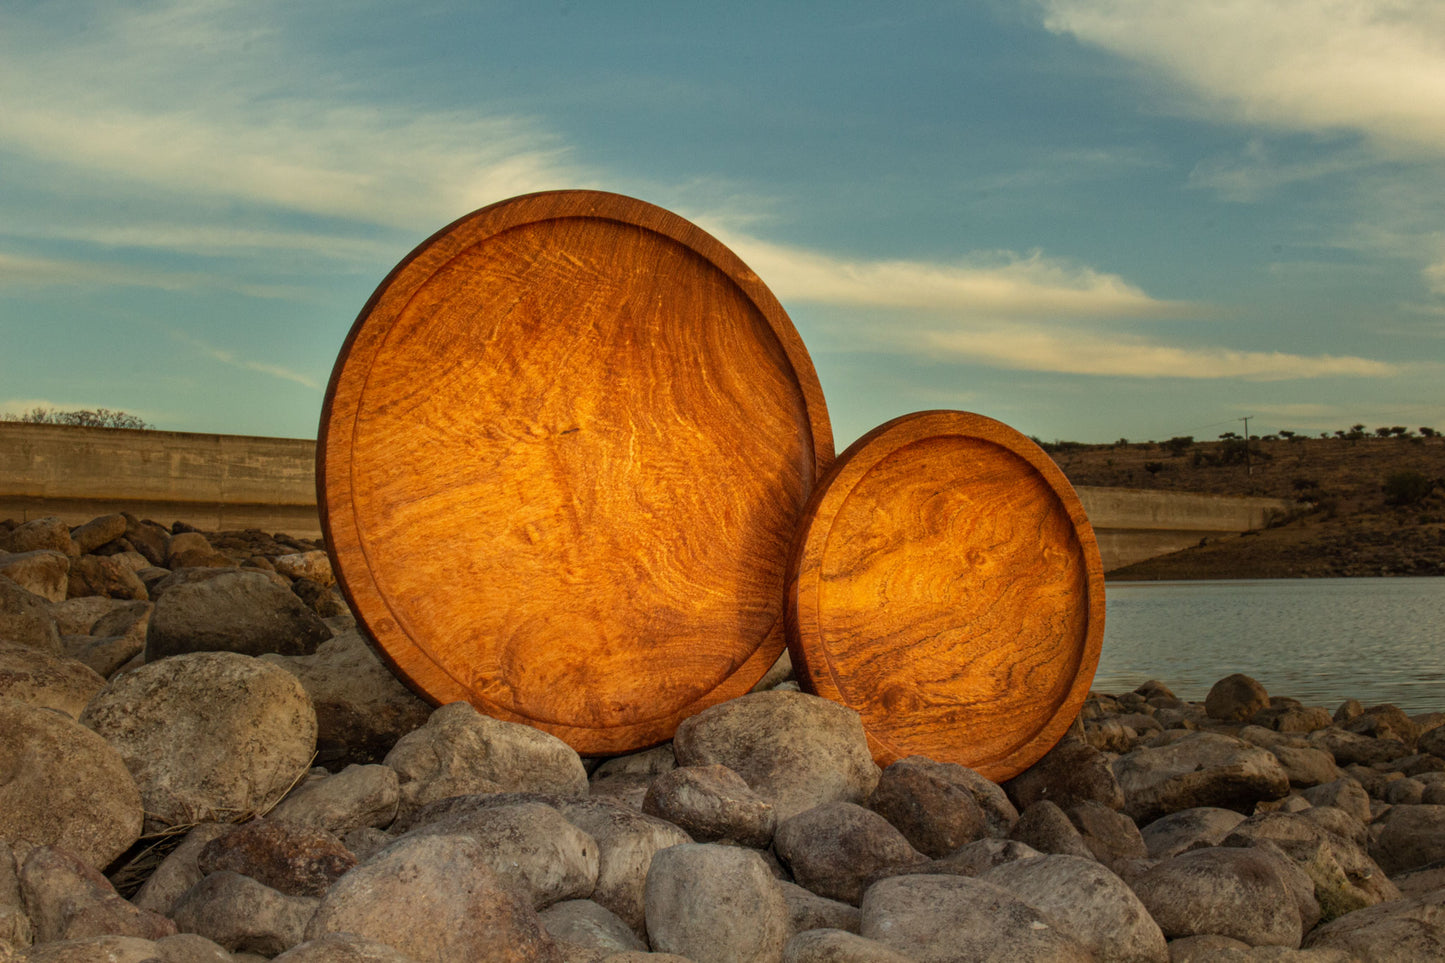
[{"x1": 1094, "y1": 578, "x2": 1445, "y2": 715}]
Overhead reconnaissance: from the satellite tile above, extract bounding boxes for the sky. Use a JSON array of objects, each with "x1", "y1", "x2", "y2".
[{"x1": 2, "y1": 0, "x2": 1443, "y2": 448}]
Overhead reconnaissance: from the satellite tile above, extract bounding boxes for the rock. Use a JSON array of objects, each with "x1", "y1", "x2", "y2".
[
  {"x1": 1420, "y1": 725, "x2": 1445, "y2": 760},
  {"x1": 0, "y1": 639, "x2": 106, "y2": 717},
  {"x1": 982, "y1": 854, "x2": 1167, "y2": 963},
  {"x1": 553, "y1": 798, "x2": 693, "y2": 939},
  {"x1": 1298, "y1": 779, "x2": 1371, "y2": 825},
  {"x1": 0, "y1": 576, "x2": 61, "y2": 655},
  {"x1": 306, "y1": 833, "x2": 557, "y2": 963},
  {"x1": 400, "y1": 799, "x2": 598, "y2": 909},
  {"x1": 61, "y1": 632, "x2": 145, "y2": 680},
  {"x1": 778, "y1": 879, "x2": 860, "y2": 934},
  {"x1": 90, "y1": 600, "x2": 150, "y2": 644},
  {"x1": 867, "y1": 756, "x2": 988, "y2": 857},
  {"x1": 1085, "y1": 719, "x2": 1138, "y2": 754},
  {"x1": 383, "y1": 702, "x2": 587, "y2": 818},
  {"x1": 19, "y1": 845, "x2": 175, "y2": 943},
  {"x1": 1205, "y1": 674, "x2": 1270, "y2": 722},
  {"x1": 266, "y1": 764, "x2": 400, "y2": 836},
  {"x1": 643, "y1": 843, "x2": 789, "y2": 963},
  {"x1": 1131, "y1": 846, "x2": 1310, "y2": 947},
  {"x1": 153, "y1": 932, "x2": 237, "y2": 963},
  {"x1": 271, "y1": 932, "x2": 423, "y2": 961},
  {"x1": 16, "y1": 936, "x2": 168, "y2": 963},
  {"x1": 641, "y1": 764, "x2": 775, "y2": 847},
  {"x1": 146, "y1": 568, "x2": 331, "y2": 660},
  {"x1": 65, "y1": 555, "x2": 147, "y2": 601},
  {"x1": 672, "y1": 690, "x2": 880, "y2": 821},
  {"x1": 539, "y1": 900, "x2": 646, "y2": 954},
  {"x1": 80, "y1": 651, "x2": 318, "y2": 831},
  {"x1": 1269, "y1": 746, "x2": 1344, "y2": 790},
  {"x1": 49, "y1": 597, "x2": 128, "y2": 637},
  {"x1": 934, "y1": 837, "x2": 1043, "y2": 876},
  {"x1": 0, "y1": 551, "x2": 69, "y2": 602},
  {"x1": 1368, "y1": 803, "x2": 1445, "y2": 876},
  {"x1": 782, "y1": 929, "x2": 915, "y2": 963},
  {"x1": 119, "y1": 514, "x2": 170, "y2": 569},
  {"x1": 1394, "y1": 862, "x2": 1445, "y2": 900},
  {"x1": 0, "y1": 841, "x2": 31, "y2": 950},
  {"x1": 291, "y1": 578, "x2": 348, "y2": 618},
  {"x1": 1, "y1": 518, "x2": 74, "y2": 555},
  {"x1": 273, "y1": 552, "x2": 334, "y2": 586},
  {"x1": 262, "y1": 630, "x2": 431, "y2": 768},
  {"x1": 131, "y1": 824, "x2": 234, "y2": 916},
  {"x1": 197, "y1": 819, "x2": 356, "y2": 898},
  {"x1": 1066, "y1": 800, "x2": 1147, "y2": 869},
  {"x1": 1112, "y1": 732, "x2": 1290, "y2": 824},
  {"x1": 70, "y1": 515, "x2": 127, "y2": 555},
  {"x1": 0, "y1": 701, "x2": 142, "y2": 869},
  {"x1": 1004, "y1": 736, "x2": 1125, "y2": 812},
  {"x1": 1344, "y1": 704, "x2": 1421, "y2": 747},
  {"x1": 1138, "y1": 807, "x2": 1247, "y2": 860},
  {"x1": 774, "y1": 802, "x2": 927, "y2": 905},
  {"x1": 170, "y1": 870, "x2": 318, "y2": 956},
  {"x1": 1306, "y1": 727, "x2": 1409, "y2": 767},
  {"x1": 859, "y1": 874, "x2": 1093, "y2": 962},
  {"x1": 1304, "y1": 888, "x2": 1445, "y2": 961},
  {"x1": 165, "y1": 533, "x2": 231, "y2": 569},
  {"x1": 1007, "y1": 800, "x2": 1093, "y2": 860},
  {"x1": 1258, "y1": 705, "x2": 1334, "y2": 734}
]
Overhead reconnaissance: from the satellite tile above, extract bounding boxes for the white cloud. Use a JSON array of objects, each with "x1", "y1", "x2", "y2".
[
  {"x1": 1043, "y1": 0, "x2": 1445, "y2": 158},
  {"x1": 170, "y1": 331, "x2": 321, "y2": 390}
]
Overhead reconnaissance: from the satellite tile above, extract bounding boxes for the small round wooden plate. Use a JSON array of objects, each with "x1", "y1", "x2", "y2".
[
  {"x1": 786, "y1": 410, "x2": 1104, "y2": 780},
  {"x1": 320, "y1": 190, "x2": 833, "y2": 755}
]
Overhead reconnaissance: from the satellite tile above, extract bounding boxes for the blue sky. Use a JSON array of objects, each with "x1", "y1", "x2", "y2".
[{"x1": 2, "y1": 0, "x2": 1443, "y2": 447}]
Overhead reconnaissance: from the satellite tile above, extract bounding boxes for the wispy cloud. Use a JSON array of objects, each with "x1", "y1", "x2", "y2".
[{"x1": 170, "y1": 331, "x2": 321, "y2": 390}]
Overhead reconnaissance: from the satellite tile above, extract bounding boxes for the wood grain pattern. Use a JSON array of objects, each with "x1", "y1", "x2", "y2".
[
  {"x1": 319, "y1": 190, "x2": 833, "y2": 755},
  {"x1": 787, "y1": 410, "x2": 1104, "y2": 780}
]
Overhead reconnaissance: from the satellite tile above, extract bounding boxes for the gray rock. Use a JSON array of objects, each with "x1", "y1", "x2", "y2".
[
  {"x1": 80, "y1": 651, "x2": 318, "y2": 831},
  {"x1": 1344, "y1": 704, "x2": 1420, "y2": 747},
  {"x1": 262, "y1": 630, "x2": 432, "y2": 768},
  {"x1": 1138, "y1": 807, "x2": 1246, "y2": 860},
  {"x1": 19, "y1": 845, "x2": 175, "y2": 943},
  {"x1": 554, "y1": 798, "x2": 693, "y2": 938},
  {"x1": 0, "y1": 840, "x2": 31, "y2": 950},
  {"x1": 197, "y1": 818, "x2": 356, "y2": 898},
  {"x1": 1205, "y1": 674, "x2": 1270, "y2": 722},
  {"x1": 267, "y1": 764, "x2": 400, "y2": 836},
  {"x1": 1420, "y1": 725, "x2": 1445, "y2": 760},
  {"x1": 49, "y1": 597, "x2": 131, "y2": 636},
  {"x1": 271, "y1": 932, "x2": 422, "y2": 961},
  {"x1": 1, "y1": 517, "x2": 74, "y2": 555},
  {"x1": 131, "y1": 823, "x2": 234, "y2": 916},
  {"x1": 0, "y1": 639, "x2": 106, "y2": 717},
  {"x1": 66, "y1": 555, "x2": 147, "y2": 601},
  {"x1": 383, "y1": 701, "x2": 587, "y2": 819},
  {"x1": 147, "y1": 568, "x2": 331, "y2": 660},
  {"x1": 778, "y1": 880, "x2": 859, "y2": 934},
  {"x1": 61, "y1": 632, "x2": 145, "y2": 680},
  {"x1": 306, "y1": 833, "x2": 557, "y2": 963},
  {"x1": 0, "y1": 576, "x2": 61, "y2": 655},
  {"x1": 945, "y1": 763, "x2": 1020, "y2": 838},
  {"x1": 1394, "y1": 862, "x2": 1445, "y2": 899},
  {"x1": 273, "y1": 552, "x2": 334, "y2": 586},
  {"x1": 170, "y1": 870, "x2": 318, "y2": 956},
  {"x1": 1008, "y1": 800, "x2": 1094, "y2": 860},
  {"x1": 165, "y1": 533, "x2": 230, "y2": 569},
  {"x1": 774, "y1": 802, "x2": 927, "y2": 905},
  {"x1": 153, "y1": 932, "x2": 237, "y2": 963},
  {"x1": 16, "y1": 936, "x2": 166, "y2": 963},
  {"x1": 1306, "y1": 727, "x2": 1409, "y2": 767},
  {"x1": 642, "y1": 765, "x2": 775, "y2": 847},
  {"x1": 1131, "y1": 846, "x2": 1309, "y2": 947},
  {"x1": 1004, "y1": 737, "x2": 1125, "y2": 812},
  {"x1": 982, "y1": 854, "x2": 1167, "y2": 963},
  {"x1": 867, "y1": 756, "x2": 988, "y2": 857},
  {"x1": 70, "y1": 515, "x2": 127, "y2": 555},
  {"x1": 1368, "y1": 803, "x2": 1445, "y2": 876},
  {"x1": 782, "y1": 929, "x2": 914, "y2": 963},
  {"x1": 1269, "y1": 746, "x2": 1344, "y2": 790},
  {"x1": 1112, "y1": 732, "x2": 1290, "y2": 824},
  {"x1": 0, "y1": 551, "x2": 69, "y2": 602},
  {"x1": 400, "y1": 800, "x2": 598, "y2": 908},
  {"x1": 859, "y1": 874, "x2": 1093, "y2": 962},
  {"x1": 1066, "y1": 800, "x2": 1146, "y2": 869},
  {"x1": 0, "y1": 700, "x2": 142, "y2": 869},
  {"x1": 539, "y1": 900, "x2": 646, "y2": 953},
  {"x1": 1304, "y1": 887, "x2": 1445, "y2": 961},
  {"x1": 672, "y1": 691, "x2": 880, "y2": 821},
  {"x1": 643, "y1": 843, "x2": 789, "y2": 963},
  {"x1": 934, "y1": 837, "x2": 1043, "y2": 876},
  {"x1": 593, "y1": 745, "x2": 677, "y2": 782},
  {"x1": 1298, "y1": 779, "x2": 1371, "y2": 824}
]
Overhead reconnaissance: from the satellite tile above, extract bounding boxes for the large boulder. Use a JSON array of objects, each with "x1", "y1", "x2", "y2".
[
  {"x1": 80, "y1": 651, "x2": 318, "y2": 831},
  {"x1": 0, "y1": 639, "x2": 106, "y2": 718},
  {"x1": 19, "y1": 845, "x2": 175, "y2": 943},
  {"x1": 1138, "y1": 807, "x2": 1246, "y2": 860},
  {"x1": 1130, "y1": 846, "x2": 1313, "y2": 948},
  {"x1": 1112, "y1": 732, "x2": 1290, "y2": 823},
  {"x1": 538, "y1": 899, "x2": 646, "y2": 955},
  {"x1": 868, "y1": 756, "x2": 989, "y2": 857},
  {"x1": 169, "y1": 870, "x2": 319, "y2": 956},
  {"x1": 197, "y1": 818, "x2": 356, "y2": 898},
  {"x1": 0, "y1": 550, "x2": 69, "y2": 602},
  {"x1": 1304, "y1": 888, "x2": 1445, "y2": 961},
  {"x1": 66, "y1": 555, "x2": 146, "y2": 601},
  {"x1": 783, "y1": 929, "x2": 914, "y2": 963},
  {"x1": 383, "y1": 702, "x2": 587, "y2": 819},
  {"x1": 272, "y1": 932, "x2": 423, "y2": 962},
  {"x1": 773, "y1": 802, "x2": 927, "y2": 905},
  {"x1": 265, "y1": 764, "x2": 400, "y2": 837},
  {"x1": 0, "y1": 575, "x2": 61, "y2": 654},
  {"x1": 0, "y1": 700, "x2": 142, "y2": 869},
  {"x1": 1204, "y1": 674, "x2": 1270, "y2": 722},
  {"x1": 641, "y1": 764, "x2": 775, "y2": 848},
  {"x1": 1003, "y1": 736, "x2": 1125, "y2": 812},
  {"x1": 69, "y1": 514, "x2": 127, "y2": 555},
  {"x1": 1368, "y1": 803, "x2": 1445, "y2": 876},
  {"x1": 1, "y1": 517, "x2": 74, "y2": 555},
  {"x1": 673, "y1": 690, "x2": 880, "y2": 821},
  {"x1": 643, "y1": 843, "x2": 790, "y2": 963},
  {"x1": 146, "y1": 568, "x2": 332, "y2": 660}
]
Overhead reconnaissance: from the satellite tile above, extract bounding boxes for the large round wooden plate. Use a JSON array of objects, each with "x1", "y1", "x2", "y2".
[
  {"x1": 320, "y1": 190, "x2": 833, "y2": 755},
  {"x1": 786, "y1": 410, "x2": 1104, "y2": 780}
]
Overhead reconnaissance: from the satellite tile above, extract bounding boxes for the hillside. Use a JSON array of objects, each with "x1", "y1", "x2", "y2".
[{"x1": 1047, "y1": 431, "x2": 1445, "y2": 579}]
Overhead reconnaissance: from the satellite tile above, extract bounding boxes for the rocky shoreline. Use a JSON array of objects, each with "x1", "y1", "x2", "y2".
[{"x1": 2, "y1": 513, "x2": 1444, "y2": 961}]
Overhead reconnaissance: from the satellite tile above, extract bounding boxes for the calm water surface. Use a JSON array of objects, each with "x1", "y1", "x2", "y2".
[{"x1": 1095, "y1": 578, "x2": 1445, "y2": 714}]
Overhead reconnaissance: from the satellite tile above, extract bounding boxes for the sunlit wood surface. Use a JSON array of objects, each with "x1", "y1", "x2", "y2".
[
  {"x1": 787, "y1": 411, "x2": 1103, "y2": 780},
  {"x1": 320, "y1": 190, "x2": 833, "y2": 754}
]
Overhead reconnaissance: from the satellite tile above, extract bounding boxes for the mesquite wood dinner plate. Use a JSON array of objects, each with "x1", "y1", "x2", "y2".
[
  {"x1": 786, "y1": 410, "x2": 1104, "y2": 780},
  {"x1": 320, "y1": 190, "x2": 833, "y2": 755}
]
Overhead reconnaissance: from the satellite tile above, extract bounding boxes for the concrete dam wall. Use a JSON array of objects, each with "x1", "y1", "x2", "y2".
[{"x1": 0, "y1": 423, "x2": 1294, "y2": 572}]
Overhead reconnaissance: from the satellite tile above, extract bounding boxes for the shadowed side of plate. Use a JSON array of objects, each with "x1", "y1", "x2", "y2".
[
  {"x1": 787, "y1": 410, "x2": 1104, "y2": 780},
  {"x1": 320, "y1": 190, "x2": 833, "y2": 755}
]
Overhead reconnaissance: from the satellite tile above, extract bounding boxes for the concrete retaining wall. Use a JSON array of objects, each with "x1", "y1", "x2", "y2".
[{"x1": 0, "y1": 423, "x2": 1293, "y2": 571}]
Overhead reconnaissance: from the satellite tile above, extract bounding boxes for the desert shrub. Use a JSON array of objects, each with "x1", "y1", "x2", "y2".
[{"x1": 1383, "y1": 470, "x2": 1435, "y2": 507}]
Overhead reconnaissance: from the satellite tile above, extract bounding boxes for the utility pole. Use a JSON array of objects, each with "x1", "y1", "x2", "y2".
[{"x1": 1241, "y1": 416, "x2": 1252, "y2": 476}]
